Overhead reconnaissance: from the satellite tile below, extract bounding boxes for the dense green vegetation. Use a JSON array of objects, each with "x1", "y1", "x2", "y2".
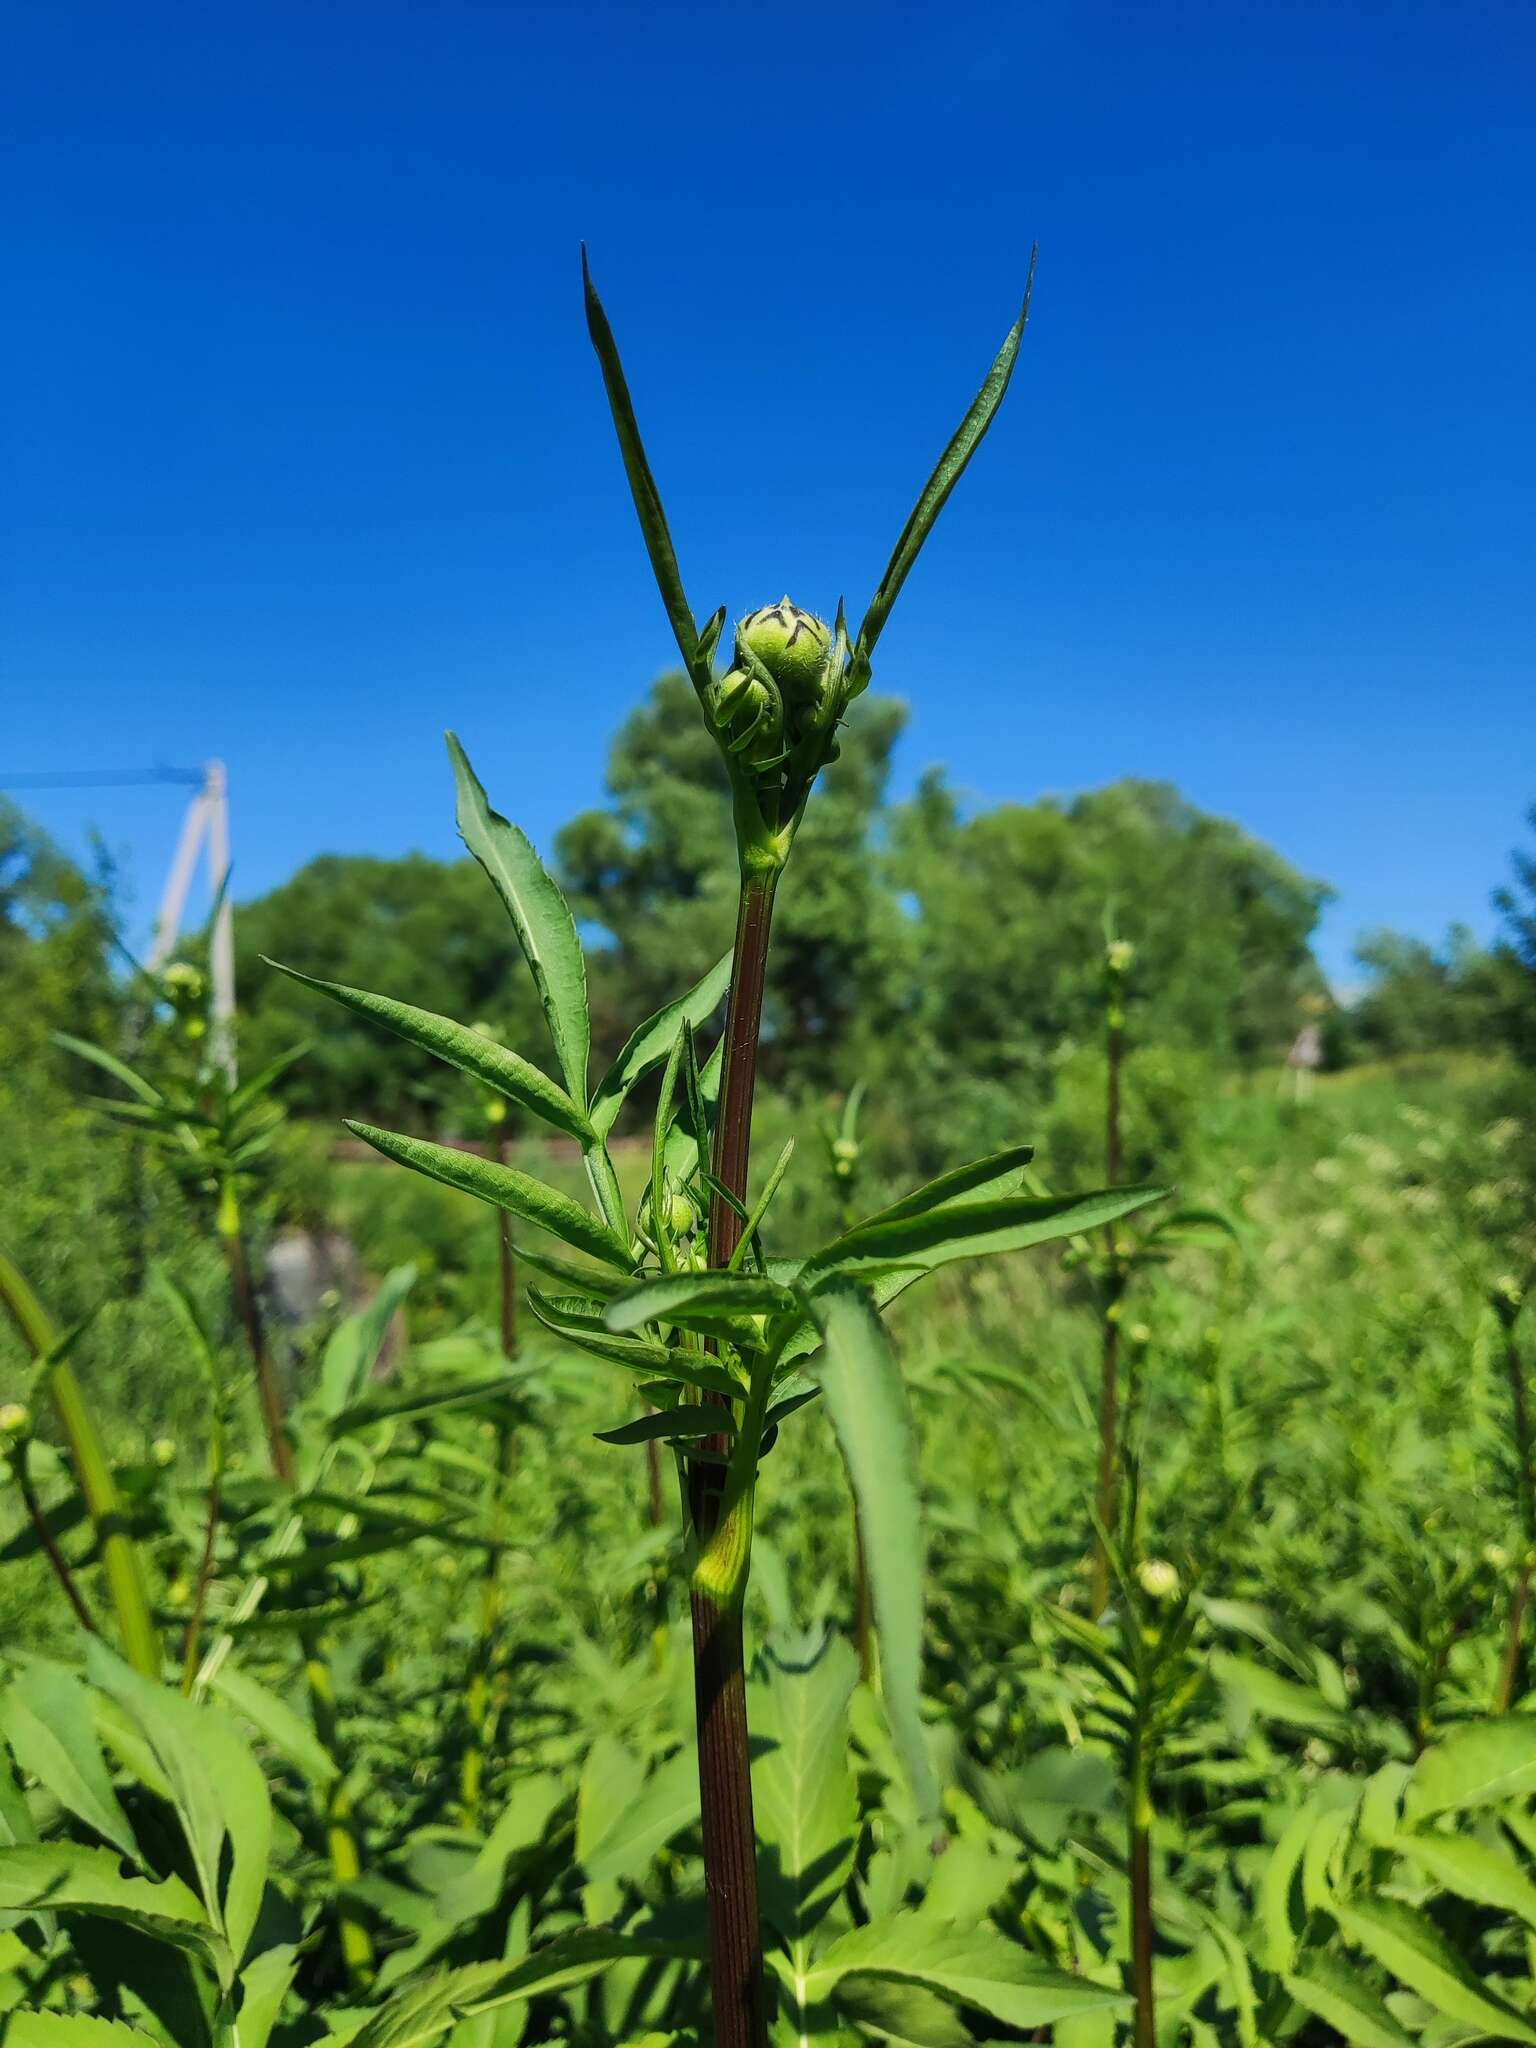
[{"x1": 3, "y1": 726, "x2": 1534, "y2": 2047}]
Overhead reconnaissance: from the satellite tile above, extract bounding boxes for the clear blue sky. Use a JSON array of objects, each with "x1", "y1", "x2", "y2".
[{"x1": 4, "y1": 0, "x2": 1533, "y2": 981}]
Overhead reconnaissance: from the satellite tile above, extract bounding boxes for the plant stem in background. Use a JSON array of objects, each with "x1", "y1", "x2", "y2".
[
  {"x1": 211, "y1": 1196, "x2": 374, "y2": 1981},
  {"x1": 462, "y1": 1136, "x2": 520, "y2": 1826},
  {"x1": 0, "y1": 1248, "x2": 160, "y2": 1678},
  {"x1": 1128, "y1": 1725, "x2": 1155, "y2": 2048},
  {"x1": 691, "y1": 862, "x2": 779, "y2": 2048},
  {"x1": 180, "y1": 1472, "x2": 222, "y2": 1693},
  {"x1": 1092, "y1": 944, "x2": 1129, "y2": 1616},
  {"x1": 216, "y1": 1178, "x2": 293, "y2": 1483},
  {"x1": 1495, "y1": 1292, "x2": 1533, "y2": 1713},
  {"x1": 9, "y1": 1444, "x2": 99, "y2": 1635}
]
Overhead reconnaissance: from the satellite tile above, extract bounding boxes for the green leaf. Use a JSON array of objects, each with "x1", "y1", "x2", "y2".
[
  {"x1": 0, "y1": 1842, "x2": 213, "y2": 1955},
  {"x1": 809, "y1": 1285, "x2": 938, "y2": 1823},
  {"x1": 319, "y1": 1264, "x2": 419, "y2": 1418},
  {"x1": 352, "y1": 1927, "x2": 699, "y2": 2048},
  {"x1": 447, "y1": 732, "x2": 591, "y2": 1108},
  {"x1": 859, "y1": 1144, "x2": 1036, "y2": 1228},
  {"x1": 581, "y1": 250, "x2": 703, "y2": 682},
  {"x1": 234, "y1": 1942, "x2": 300, "y2": 2048},
  {"x1": 1282, "y1": 1952, "x2": 1417, "y2": 2048},
  {"x1": 266, "y1": 960, "x2": 590, "y2": 1139},
  {"x1": 590, "y1": 952, "x2": 732, "y2": 1139},
  {"x1": 751, "y1": 1630, "x2": 859, "y2": 1949},
  {"x1": 801, "y1": 1912, "x2": 1130, "y2": 2030},
  {"x1": 1336, "y1": 1893, "x2": 1536, "y2": 2043},
  {"x1": 51, "y1": 1032, "x2": 164, "y2": 1107},
  {"x1": 345, "y1": 1122, "x2": 630, "y2": 1268},
  {"x1": 580, "y1": 1748, "x2": 700, "y2": 1888},
  {"x1": 800, "y1": 1185, "x2": 1170, "y2": 1291},
  {"x1": 0, "y1": 1659, "x2": 137, "y2": 1858},
  {"x1": 832, "y1": 1974, "x2": 971, "y2": 2048},
  {"x1": 211, "y1": 1664, "x2": 338, "y2": 1788},
  {"x1": 595, "y1": 1409, "x2": 732, "y2": 1447},
  {"x1": 1211, "y1": 1652, "x2": 1349, "y2": 1740},
  {"x1": 576, "y1": 1734, "x2": 644, "y2": 1920},
  {"x1": 1392, "y1": 1827, "x2": 1536, "y2": 1931},
  {"x1": 965, "y1": 1746, "x2": 1118, "y2": 1854},
  {"x1": 853, "y1": 256, "x2": 1035, "y2": 671},
  {"x1": 604, "y1": 1270, "x2": 797, "y2": 1336},
  {"x1": 330, "y1": 1366, "x2": 537, "y2": 1438},
  {"x1": 85, "y1": 1639, "x2": 271, "y2": 1976},
  {"x1": 1404, "y1": 1715, "x2": 1536, "y2": 1820},
  {"x1": 5, "y1": 2015, "x2": 163, "y2": 2046}
]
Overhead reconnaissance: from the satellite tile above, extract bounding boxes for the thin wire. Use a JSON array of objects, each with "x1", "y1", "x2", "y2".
[{"x1": 0, "y1": 766, "x2": 204, "y2": 790}]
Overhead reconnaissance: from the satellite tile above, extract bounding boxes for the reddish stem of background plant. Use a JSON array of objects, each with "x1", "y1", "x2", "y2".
[
  {"x1": 1092, "y1": 1007, "x2": 1126, "y2": 1616},
  {"x1": 1496, "y1": 1322, "x2": 1534, "y2": 1713},
  {"x1": 690, "y1": 864, "x2": 778, "y2": 2048}
]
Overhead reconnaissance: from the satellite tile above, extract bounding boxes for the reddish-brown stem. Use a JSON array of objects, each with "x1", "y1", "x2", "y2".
[
  {"x1": 1092, "y1": 1010, "x2": 1126, "y2": 1616},
  {"x1": 689, "y1": 863, "x2": 778, "y2": 2048},
  {"x1": 181, "y1": 1477, "x2": 222, "y2": 1691},
  {"x1": 1496, "y1": 1326, "x2": 1533, "y2": 1712},
  {"x1": 1130, "y1": 1804, "x2": 1155, "y2": 2048},
  {"x1": 12, "y1": 1453, "x2": 98, "y2": 1636},
  {"x1": 219, "y1": 1202, "x2": 293, "y2": 1485}
]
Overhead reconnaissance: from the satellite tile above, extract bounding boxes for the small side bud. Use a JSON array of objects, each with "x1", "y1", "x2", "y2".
[
  {"x1": 152, "y1": 1437, "x2": 177, "y2": 1467},
  {"x1": 1106, "y1": 938, "x2": 1134, "y2": 975},
  {"x1": 0, "y1": 1401, "x2": 32, "y2": 1442}
]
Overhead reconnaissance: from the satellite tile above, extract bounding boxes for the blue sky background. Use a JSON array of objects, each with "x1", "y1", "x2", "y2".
[{"x1": 4, "y1": 0, "x2": 1532, "y2": 982}]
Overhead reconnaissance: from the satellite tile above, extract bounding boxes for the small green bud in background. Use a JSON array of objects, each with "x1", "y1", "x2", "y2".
[
  {"x1": 152, "y1": 1436, "x2": 177, "y2": 1467},
  {"x1": 0, "y1": 1400, "x2": 31, "y2": 1442},
  {"x1": 1138, "y1": 1557, "x2": 1180, "y2": 1601},
  {"x1": 831, "y1": 1136, "x2": 860, "y2": 1178},
  {"x1": 1484, "y1": 1542, "x2": 1510, "y2": 1572},
  {"x1": 1127, "y1": 1321, "x2": 1152, "y2": 1348},
  {"x1": 1106, "y1": 938, "x2": 1134, "y2": 976},
  {"x1": 1491, "y1": 1274, "x2": 1524, "y2": 1327},
  {"x1": 163, "y1": 960, "x2": 206, "y2": 1003}
]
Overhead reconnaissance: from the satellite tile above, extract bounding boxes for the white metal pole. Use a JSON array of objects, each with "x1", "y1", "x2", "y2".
[
  {"x1": 146, "y1": 790, "x2": 209, "y2": 975},
  {"x1": 206, "y1": 759, "x2": 237, "y2": 1084}
]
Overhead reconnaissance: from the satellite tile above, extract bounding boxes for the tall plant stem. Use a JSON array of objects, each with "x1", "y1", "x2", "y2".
[
  {"x1": 217, "y1": 1180, "x2": 292, "y2": 1484},
  {"x1": 1129, "y1": 1735, "x2": 1155, "y2": 2048},
  {"x1": 10, "y1": 1449, "x2": 99, "y2": 1635},
  {"x1": 462, "y1": 1157, "x2": 520, "y2": 1825},
  {"x1": 1092, "y1": 1006, "x2": 1126, "y2": 1616},
  {"x1": 690, "y1": 862, "x2": 778, "y2": 2048},
  {"x1": 214, "y1": 1192, "x2": 373, "y2": 1982},
  {"x1": 1495, "y1": 1322, "x2": 1534, "y2": 1713},
  {"x1": 0, "y1": 1248, "x2": 160, "y2": 1677},
  {"x1": 180, "y1": 1475, "x2": 222, "y2": 1692}
]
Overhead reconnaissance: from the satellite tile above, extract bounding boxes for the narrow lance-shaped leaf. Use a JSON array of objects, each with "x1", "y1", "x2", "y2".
[
  {"x1": 447, "y1": 732, "x2": 591, "y2": 1109},
  {"x1": 604, "y1": 1269, "x2": 798, "y2": 1335},
  {"x1": 853, "y1": 251, "x2": 1036, "y2": 676},
  {"x1": 265, "y1": 960, "x2": 590, "y2": 1140},
  {"x1": 808, "y1": 1283, "x2": 940, "y2": 1824},
  {"x1": 582, "y1": 248, "x2": 705, "y2": 683},
  {"x1": 590, "y1": 949, "x2": 732, "y2": 1138},
  {"x1": 346, "y1": 1121, "x2": 631, "y2": 1269},
  {"x1": 801, "y1": 1182, "x2": 1170, "y2": 1291}
]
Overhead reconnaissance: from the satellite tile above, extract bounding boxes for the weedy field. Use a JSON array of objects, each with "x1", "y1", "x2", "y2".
[{"x1": 2, "y1": 262, "x2": 1534, "y2": 2048}]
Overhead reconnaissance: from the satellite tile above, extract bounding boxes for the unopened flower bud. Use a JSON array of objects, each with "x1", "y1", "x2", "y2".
[
  {"x1": 1484, "y1": 1543, "x2": 1509, "y2": 1571},
  {"x1": 1127, "y1": 1322, "x2": 1151, "y2": 1347},
  {"x1": 1138, "y1": 1557, "x2": 1179, "y2": 1601},
  {"x1": 152, "y1": 1437, "x2": 177, "y2": 1467},
  {"x1": 0, "y1": 1401, "x2": 31, "y2": 1441},
  {"x1": 162, "y1": 961, "x2": 206, "y2": 1008},
  {"x1": 1491, "y1": 1275, "x2": 1523, "y2": 1325},
  {"x1": 1106, "y1": 939, "x2": 1134, "y2": 975},
  {"x1": 737, "y1": 599, "x2": 832, "y2": 707}
]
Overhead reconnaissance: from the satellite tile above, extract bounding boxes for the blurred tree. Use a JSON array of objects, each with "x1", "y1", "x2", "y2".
[
  {"x1": 1492, "y1": 802, "x2": 1536, "y2": 1065},
  {"x1": 0, "y1": 796, "x2": 118, "y2": 1069},
  {"x1": 1350, "y1": 925, "x2": 1504, "y2": 1059},
  {"x1": 234, "y1": 852, "x2": 548, "y2": 1128}
]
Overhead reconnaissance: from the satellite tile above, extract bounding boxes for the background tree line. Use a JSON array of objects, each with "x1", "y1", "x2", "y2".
[{"x1": 5, "y1": 678, "x2": 1534, "y2": 1161}]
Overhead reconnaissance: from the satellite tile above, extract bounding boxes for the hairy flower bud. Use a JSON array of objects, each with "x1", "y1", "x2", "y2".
[
  {"x1": 1138, "y1": 1557, "x2": 1179, "y2": 1601},
  {"x1": 737, "y1": 599, "x2": 832, "y2": 707}
]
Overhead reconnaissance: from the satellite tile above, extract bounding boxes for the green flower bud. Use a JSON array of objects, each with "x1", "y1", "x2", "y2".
[
  {"x1": 1127, "y1": 1322, "x2": 1152, "y2": 1347},
  {"x1": 162, "y1": 960, "x2": 206, "y2": 1007},
  {"x1": 1137, "y1": 1557, "x2": 1179, "y2": 1601},
  {"x1": 0, "y1": 1401, "x2": 31, "y2": 1441},
  {"x1": 737, "y1": 598, "x2": 832, "y2": 707},
  {"x1": 1106, "y1": 938, "x2": 1134, "y2": 975},
  {"x1": 152, "y1": 1436, "x2": 177, "y2": 1467},
  {"x1": 1491, "y1": 1274, "x2": 1523, "y2": 1326}
]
